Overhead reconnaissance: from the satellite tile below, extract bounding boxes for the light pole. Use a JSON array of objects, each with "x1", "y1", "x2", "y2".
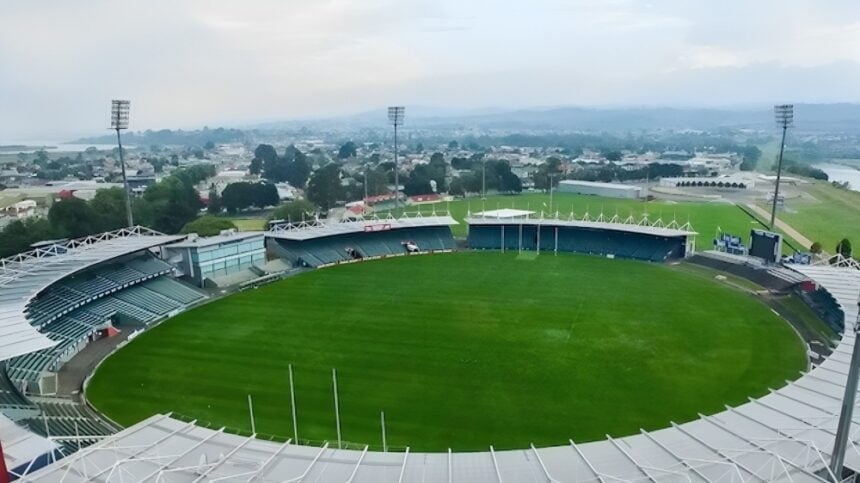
[
  {"x1": 481, "y1": 158, "x2": 486, "y2": 200},
  {"x1": 770, "y1": 104, "x2": 793, "y2": 230},
  {"x1": 388, "y1": 106, "x2": 405, "y2": 211},
  {"x1": 549, "y1": 173, "x2": 555, "y2": 214},
  {"x1": 831, "y1": 303, "x2": 860, "y2": 479},
  {"x1": 110, "y1": 99, "x2": 134, "y2": 227}
]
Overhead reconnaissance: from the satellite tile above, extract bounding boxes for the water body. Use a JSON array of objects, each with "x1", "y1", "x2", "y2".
[
  {"x1": 0, "y1": 140, "x2": 124, "y2": 153},
  {"x1": 816, "y1": 163, "x2": 860, "y2": 192}
]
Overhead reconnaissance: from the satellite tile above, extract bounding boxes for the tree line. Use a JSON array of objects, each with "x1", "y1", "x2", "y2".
[{"x1": 0, "y1": 164, "x2": 214, "y2": 258}]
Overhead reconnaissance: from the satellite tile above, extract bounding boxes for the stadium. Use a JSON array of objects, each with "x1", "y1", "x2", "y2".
[{"x1": 0, "y1": 210, "x2": 858, "y2": 482}]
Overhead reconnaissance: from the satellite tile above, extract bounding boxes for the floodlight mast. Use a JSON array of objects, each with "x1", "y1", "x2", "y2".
[
  {"x1": 110, "y1": 100, "x2": 134, "y2": 227},
  {"x1": 388, "y1": 106, "x2": 405, "y2": 210},
  {"x1": 831, "y1": 303, "x2": 860, "y2": 479},
  {"x1": 769, "y1": 104, "x2": 793, "y2": 230}
]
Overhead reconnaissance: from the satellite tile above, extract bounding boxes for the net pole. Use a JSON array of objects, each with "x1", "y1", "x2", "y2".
[
  {"x1": 289, "y1": 364, "x2": 298, "y2": 442},
  {"x1": 333, "y1": 368, "x2": 342, "y2": 449}
]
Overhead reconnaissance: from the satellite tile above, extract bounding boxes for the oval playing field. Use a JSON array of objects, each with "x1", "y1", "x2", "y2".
[{"x1": 87, "y1": 252, "x2": 806, "y2": 451}]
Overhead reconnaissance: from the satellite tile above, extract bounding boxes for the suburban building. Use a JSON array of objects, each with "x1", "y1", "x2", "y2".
[{"x1": 557, "y1": 180, "x2": 642, "y2": 199}]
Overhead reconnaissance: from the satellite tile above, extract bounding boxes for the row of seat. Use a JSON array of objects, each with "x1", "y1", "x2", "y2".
[
  {"x1": 25, "y1": 255, "x2": 175, "y2": 328},
  {"x1": 275, "y1": 226, "x2": 456, "y2": 268},
  {"x1": 468, "y1": 225, "x2": 684, "y2": 262},
  {"x1": 8, "y1": 276, "x2": 206, "y2": 391},
  {"x1": 22, "y1": 401, "x2": 118, "y2": 453},
  {"x1": 803, "y1": 288, "x2": 845, "y2": 333}
]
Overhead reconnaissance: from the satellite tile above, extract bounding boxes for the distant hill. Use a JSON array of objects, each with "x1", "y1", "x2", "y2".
[
  {"x1": 73, "y1": 127, "x2": 246, "y2": 147},
  {"x1": 251, "y1": 103, "x2": 860, "y2": 133}
]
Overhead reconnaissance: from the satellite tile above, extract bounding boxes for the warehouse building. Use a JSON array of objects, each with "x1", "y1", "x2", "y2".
[{"x1": 556, "y1": 180, "x2": 642, "y2": 199}]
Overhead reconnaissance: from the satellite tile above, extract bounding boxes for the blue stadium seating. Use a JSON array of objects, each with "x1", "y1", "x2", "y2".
[
  {"x1": 25, "y1": 254, "x2": 175, "y2": 329},
  {"x1": 9, "y1": 252, "x2": 204, "y2": 393},
  {"x1": 272, "y1": 226, "x2": 456, "y2": 267},
  {"x1": 467, "y1": 224, "x2": 686, "y2": 262}
]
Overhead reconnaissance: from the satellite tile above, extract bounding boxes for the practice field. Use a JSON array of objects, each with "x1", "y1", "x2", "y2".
[{"x1": 88, "y1": 252, "x2": 806, "y2": 451}]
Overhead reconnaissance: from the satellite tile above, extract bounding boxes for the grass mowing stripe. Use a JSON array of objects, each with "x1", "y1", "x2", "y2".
[{"x1": 88, "y1": 252, "x2": 805, "y2": 451}]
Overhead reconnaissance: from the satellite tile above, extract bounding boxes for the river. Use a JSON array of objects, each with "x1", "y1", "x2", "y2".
[{"x1": 816, "y1": 163, "x2": 860, "y2": 192}]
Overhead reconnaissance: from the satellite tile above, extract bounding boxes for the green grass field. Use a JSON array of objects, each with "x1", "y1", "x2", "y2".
[
  {"x1": 390, "y1": 192, "x2": 770, "y2": 250},
  {"x1": 88, "y1": 252, "x2": 805, "y2": 451},
  {"x1": 227, "y1": 217, "x2": 267, "y2": 232},
  {"x1": 768, "y1": 181, "x2": 860, "y2": 251}
]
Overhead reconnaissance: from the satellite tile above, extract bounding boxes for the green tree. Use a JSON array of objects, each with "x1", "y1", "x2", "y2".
[
  {"x1": 602, "y1": 150, "x2": 623, "y2": 162},
  {"x1": 48, "y1": 198, "x2": 100, "y2": 238},
  {"x1": 180, "y1": 216, "x2": 237, "y2": 236},
  {"x1": 363, "y1": 167, "x2": 389, "y2": 197},
  {"x1": 338, "y1": 141, "x2": 358, "y2": 159},
  {"x1": 810, "y1": 241, "x2": 822, "y2": 254},
  {"x1": 0, "y1": 218, "x2": 58, "y2": 257},
  {"x1": 269, "y1": 199, "x2": 316, "y2": 222},
  {"x1": 404, "y1": 165, "x2": 433, "y2": 196},
  {"x1": 285, "y1": 156, "x2": 311, "y2": 189},
  {"x1": 306, "y1": 163, "x2": 343, "y2": 210},
  {"x1": 837, "y1": 238, "x2": 853, "y2": 258},
  {"x1": 207, "y1": 187, "x2": 222, "y2": 214},
  {"x1": 448, "y1": 177, "x2": 466, "y2": 197},
  {"x1": 221, "y1": 183, "x2": 255, "y2": 213},
  {"x1": 448, "y1": 140, "x2": 459, "y2": 149},
  {"x1": 499, "y1": 171, "x2": 523, "y2": 193},
  {"x1": 90, "y1": 187, "x2": 129, "y2": 232},
  {"x1": 254, "y1": 183, "x2": 280, "y2": 208},
  {"x1": 254, "y1": 144, "x2": 278, "y2": 164},
  {"x1": 249, "y1": 157, "x2": 262, "y2": 175},
  {"x1": 136, "y1": 176, "x2": 202, "y2": 233}
]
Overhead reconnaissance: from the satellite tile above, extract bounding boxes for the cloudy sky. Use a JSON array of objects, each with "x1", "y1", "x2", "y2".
[{"x1": 2, "y1": 0, "x2": 859, "y2": 140}]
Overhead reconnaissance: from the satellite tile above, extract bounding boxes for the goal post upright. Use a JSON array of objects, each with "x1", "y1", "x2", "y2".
[
  {"x1": 333, "y1": 368, "x2": 342, "y2": 449},
  {"x1": 289, "y1": 364, "x2": 298, "y2": 443}
]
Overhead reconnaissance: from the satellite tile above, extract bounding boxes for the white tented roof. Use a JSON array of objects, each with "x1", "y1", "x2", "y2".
[
  {"x1": 0, "y1": 226, "x2": 184, "y2": 361},
  {"x1": 467, "y1": 211, "x2": 698, "y2": 238},
  {"x1": 473, "y1": 208, "x2": 535, "y2": 219},
  {"x1": 0, "y1": 412, "x2": 56, "y2": 477},
  {"x1": 266, "y1": 214, "x2": 457, "y2": 241},
  {"x1": 21, "y1": 264, "x2": 860, "y2": 482}
]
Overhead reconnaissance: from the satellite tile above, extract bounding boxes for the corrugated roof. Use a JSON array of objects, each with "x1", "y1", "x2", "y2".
[{"x1": 0, "y1": 226, "x2": 184, "y2": 362}]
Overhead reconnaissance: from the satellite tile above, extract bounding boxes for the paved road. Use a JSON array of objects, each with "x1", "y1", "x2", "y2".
[{"x1": 745, "y1": 203, "x2": 815, "y2": 251}]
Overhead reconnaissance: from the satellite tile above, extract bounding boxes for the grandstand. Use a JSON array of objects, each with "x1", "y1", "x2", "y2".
[
  {"x1": 0, "y1": 226, "x2": 210, "y2": 465},
  {"x1": 4, "y1": 250, "x2": 206, "y2": 395},
  {"x1": 267, "y1": 214, "x2": 457, "y2": 268},
  {"x1": 467, "y1": 210, "x2": 696, "y2": 262}
]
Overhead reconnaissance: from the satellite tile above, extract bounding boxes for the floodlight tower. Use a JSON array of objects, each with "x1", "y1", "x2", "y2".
[
  {"x1": 831, "y1": 303, "x2": 860, "y2": 479},
  {"x1": 110, "y1": 99, "x2": 134, "y2": 227},
  {"x1": 388, "y1": 106, "x2": 405, "y2": 210},
  {"x1": 769, "y1": 104, "x2": 793, "y2": 230}
]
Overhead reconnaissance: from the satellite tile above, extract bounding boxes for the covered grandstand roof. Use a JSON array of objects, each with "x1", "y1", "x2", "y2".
[
  {"x1": 22, "y1": 264, "x2": 860, "y2": 482},
  {"x1": 466, "y1": 211, "x2": 697, "y2": 238},
  {"x1": 0, "y1": 226, "x2": 184, "y2": 361},
  {"x1": 266, "y1": 213, "x2": 458, "y2": 241},
  {"x1": 164, "y1": 230, "x2": 264, "y2": 249},
  {"x1": 0, "y1": 412, "x2": 57, "y2": 478}
]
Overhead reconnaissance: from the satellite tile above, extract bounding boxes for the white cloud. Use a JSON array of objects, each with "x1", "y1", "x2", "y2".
[{"x1": 0, "y1": 0, "x2": 859, "y2": 140}]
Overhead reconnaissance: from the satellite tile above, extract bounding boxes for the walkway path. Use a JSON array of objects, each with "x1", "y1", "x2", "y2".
[{"x1": 745, "y1": 203, "x2": 816, "y2": 250}]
